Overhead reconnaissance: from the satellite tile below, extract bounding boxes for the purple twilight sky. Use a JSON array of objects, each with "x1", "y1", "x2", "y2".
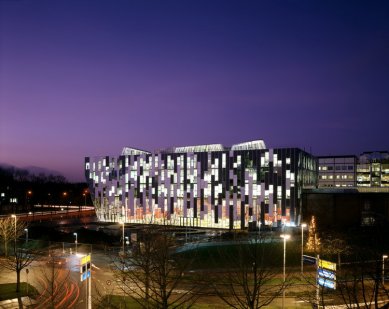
[{"x1": 1, "y1": 0, "x2": 389, "y2": 182}]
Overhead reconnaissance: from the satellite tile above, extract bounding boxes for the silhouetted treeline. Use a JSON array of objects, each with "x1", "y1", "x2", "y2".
[{"x1": 0, "y1": 166, "x2": 91, "y2": 213}]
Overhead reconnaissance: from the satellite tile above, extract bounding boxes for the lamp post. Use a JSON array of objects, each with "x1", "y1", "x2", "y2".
[
  {"x1": 301, "y1": 223, "x2": 307, "y2": 274},
  {"x1": 383, "y1": 255, "x2": 388, "y2": 285},
  {"x1": 122, "y1": 222, "x2": 125, "y2": 255},
  {"x1": 11, "y1": 214, "x2": 17, "y2": 245},
  {"x1": 74, "y1": 233, "x2": 78, "y2": 254},
  {"x1": 63, "y1": 192, "x2": 68, "y2": 212},
  {"x1": 281, "y1": 234, "x2": 291, "y2": 309},
  {"x1": 83, "y1": 190, "x2": 88, "y2": 211},
  {"x1": 24, "y1": 228, "x2": 28, "y2": 243},
  {"x1": 26, "y1": 190, "x2": 32, "y2": 210}
]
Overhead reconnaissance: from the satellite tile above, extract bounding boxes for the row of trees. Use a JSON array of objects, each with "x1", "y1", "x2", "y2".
[
  {"x1": 101, "y1": 226, "x2": 389, "y2": 309},
  {"x1": 103, "y1": 228, "x2": 287, "y2": 309},
  {"x1": 0, "y1": 214, "x2": 388, "y2": 308},
  {"x1": 0, "y1": 165, "x2": 90, "y2": 213},
  {"x1": 0, "y1": 217, "x2": 81, "y2": 308}
]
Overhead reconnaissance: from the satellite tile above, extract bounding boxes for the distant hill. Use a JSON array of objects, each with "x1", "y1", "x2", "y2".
[
  {"x1": 22, "y1": 165, "x2": 64, "y2": 177},
  {"x1": 0, "y1": 163, "x2": 65, "y2": 179}
]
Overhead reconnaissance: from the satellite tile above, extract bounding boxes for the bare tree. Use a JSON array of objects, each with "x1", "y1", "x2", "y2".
[
  {"x1": 0, "y1": 217, "x2": 15, "y2": 256},
  {"x1": 211, "y1": 234, "x2": 289, "y2": 309},
  {"x1": 111, "y1": 227, "x2": 200, "y2": 309},
  {"x1": 297, "y1": 241, "x2": 389, "y2": 309},
  {"x1": 0, "y1": 245, "x2": 35, "y2": 293},
  {"x1": 33, "y1": 252, "x2": 78, "y2": 309},
  {"x1": 335, "y1": 250, "x2": 389, "y2": 309},
  {"x1": 0, "y1": 216, "x2": 31, "y2": 294},
  {"x1": 0, "y1": 217, "x2": 28, "y2": 255}
]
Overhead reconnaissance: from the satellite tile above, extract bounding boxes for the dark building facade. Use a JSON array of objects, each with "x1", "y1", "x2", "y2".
[{"x1": 302, "y1": 188, "x2": 389, "y2": 230}]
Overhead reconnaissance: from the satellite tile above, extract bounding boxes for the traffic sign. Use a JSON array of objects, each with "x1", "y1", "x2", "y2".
[
  {"x1": 319, "y1": 259, "x2": 336, "y2": 271},
  {"x1": 318, "y1": 268, "x2": 336, "y2": 281},
  {"x1": 303, "y1": 255, "x2": 317, "y2": 265},
  {"x1": 81, "y1": 255, "x2": 91, "y2": 265},
  {"x1": 317, "y1": 258, "x2": 337, "y2": 290},
  {"x1": 81, "y1": 270, "x2": 91, "y2": 282},
  {"x1": 318, "y1": 277, "x2": 336, "y2": 289}
]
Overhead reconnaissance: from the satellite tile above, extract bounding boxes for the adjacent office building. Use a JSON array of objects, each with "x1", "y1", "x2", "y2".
[
  {"x1": 357, "y1": 151, "x2": 389, "y2": 187},
  {"x1": 318, "y1": 151, "x2": 389, "y2": 188},
  {"x1": 85, "y1": 140, "x2": 317, "y2": 230},
  {"x1": 317, "y1": 156, "x2": 357, "y2": 187}
]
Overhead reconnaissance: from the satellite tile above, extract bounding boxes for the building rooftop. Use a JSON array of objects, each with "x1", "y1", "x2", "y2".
[{"x1": 122, "y1": 139, "x2": 267, "y2": 155}]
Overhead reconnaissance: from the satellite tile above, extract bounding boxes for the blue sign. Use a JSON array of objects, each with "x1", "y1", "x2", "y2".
[
  {"x1": 303, "y1": 255, "x2": 317, "y2": 265},
  {"x1": 81, "y1": 270, "x2": 91, "y2": 282},
  {"x1": 318, "y1": 277, "x2": 336, "y2": 289},
  {"x1": 318, "y1": 268, "x2": 336, "y2": 280}
]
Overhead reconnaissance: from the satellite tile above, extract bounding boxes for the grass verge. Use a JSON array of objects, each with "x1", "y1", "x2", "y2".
[{"x1": 0, "y1": 282, "x2": 38, "y2": 301}]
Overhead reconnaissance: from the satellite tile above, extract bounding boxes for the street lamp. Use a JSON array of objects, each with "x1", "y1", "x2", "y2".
[
  {"x1": 11, "y1": 214, "x2": 17, "y2": 243},
  {"x1": 63, "y1": 192, "x2": 68, "y2": 212},
  {"x1": 301, "y1": 223, "x2": 307, "y2": 274},
  {"x1": 82, "y1": 193, "x2": 86, "y2": 212},
  {"x1": 26, "y1": 190, "x2": 32, "y2": 209},
  {"x1": 383, "y1": 255, "x2": 388, "y2": 285},
  {"x1": 83, "y1": 190, "x2": 88, "y2": 211},
  {"x1": 74, "y1": 232, "x2": 78, "y2": 254},
  {"x1": 122, "y1": 222, "x2": 125, "y2": 255},
  {"x1": 24, "y1": 228, "x2": 28, "y2": 243},
  {"x1": 281, "y1": 234, "x2": 291, "y2": 309}
]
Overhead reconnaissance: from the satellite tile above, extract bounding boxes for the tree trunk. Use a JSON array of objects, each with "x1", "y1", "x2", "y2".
[{"x1": 16, "y1": 269, "x2": 21, "y2": 293}]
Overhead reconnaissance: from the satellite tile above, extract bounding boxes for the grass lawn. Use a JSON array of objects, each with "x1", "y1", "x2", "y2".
[
  {"x1": 0, "y1": 282, "x2": 38, "y2": 301},
  {"x1": 176, "y1": 239, "x2": 303, "y2": 270}
]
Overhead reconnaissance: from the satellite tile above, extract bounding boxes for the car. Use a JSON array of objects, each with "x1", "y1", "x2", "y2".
[{"x1": 46, "y1": 256, "x2": 68, "y2": 268}]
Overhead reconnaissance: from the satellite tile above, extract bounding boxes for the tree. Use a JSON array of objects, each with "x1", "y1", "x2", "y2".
[
  {"x1": 306, "y1": 216, "x2": 321, "y2": 255},
  {"x1": 0, "y1": 217, "x2": 28, "y2": 256},
  {"x1": 321, "y1": 233, "x2": 351, "y2": 270},
  {"x1": 298, "y1": 235, "x2": 389, "y2": 308},
  {"x1": 0, "y1": 217, "x2": 33, "y2": 294},
  {"x1": 211, "y1": 234, "x2": 289, "y2": 309},
  {"x1": 335, "y1": 249, "x2": 389, "y2": 308},
  {"x1": 111, "y1": 227, "x2": 200, "y2": 309},
  {"x1": 33, "y1": 251, "x2": 79, "y2": 309},
  {"x1": 0, "y1": 245, "x2": 35, "y2": 293}
]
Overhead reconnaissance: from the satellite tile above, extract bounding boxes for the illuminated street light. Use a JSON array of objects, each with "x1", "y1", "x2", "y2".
[
  {"x1": 24, "y1": 228, "x2": 28, "y2": 243},
  {"x1": 83, "y1": 189, "x2": 88, "y2": 211},
  {"x1": 63, "y1": 192, "x2": 68, "y2": 212},
  {"x1": 280, "y1": 234, "x2": 291, "y2": 309},
  {"x1": 74, "y1": 232, "x2": 78, "y2": 254},
  {"x1": 11, "y1": 214, "x2": 17, "y2": 244},
  {"x1": 383, "y1": 255, "x2": 388, "y2": 285},
  {"x1": 26, "y1": 190, "x2": 32, "y2": 209},
  {"x1": 122, "y1": 222, "x2": 125, "y2": 255},
  {"x1": 301, "y1": 223, "x2": 307, "y2": 274}
]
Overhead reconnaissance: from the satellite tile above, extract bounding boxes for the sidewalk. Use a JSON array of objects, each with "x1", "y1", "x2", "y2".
[{"x1": 0, "y1": 297, "x2": 36, "y2": 309}]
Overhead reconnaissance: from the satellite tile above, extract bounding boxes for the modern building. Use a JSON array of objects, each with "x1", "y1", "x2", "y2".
[
  {"x1": 357, "y1": 151, "x2": 389, "y2": 187},
  {"x1": 317, "y1": 155, "x2": 357, "y2": 188},
  {"x1": 85, "y1": 140, "x2": 317, "y2": 230},
  {"x1": 318, "y1": 151, "x2": 389, "y2": 188}
]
